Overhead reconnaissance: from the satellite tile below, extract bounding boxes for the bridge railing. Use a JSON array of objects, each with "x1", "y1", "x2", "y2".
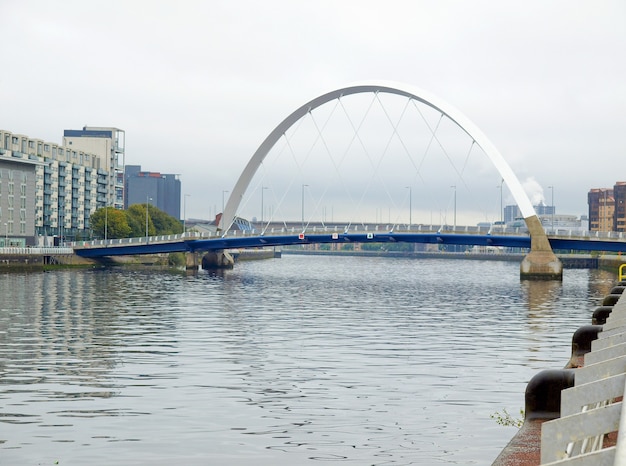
[
  {"x1": 221, "y1": 224, "x2": 531, "y2": 237},
  {"x1": 70, "y1": 225, "x2": 626, "y2": 250},
  {"x1": 0, "y1": 247, "x2": 74, "y2": 255},
  {"x1": 71, "y1": 231, "x2": 214, "y2": 249}
]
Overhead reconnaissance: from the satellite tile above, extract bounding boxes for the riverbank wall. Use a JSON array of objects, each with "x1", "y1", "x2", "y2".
[{"x1": 283, "y1": 248, "x2": 620, "y2": 270}]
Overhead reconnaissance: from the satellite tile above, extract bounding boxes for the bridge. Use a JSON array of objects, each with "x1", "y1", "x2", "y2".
[
  {"x1": 71, "y1": 225, "x2": 626, "y2": 258},
  {"x1": 73, "y1": 81, "x2": 623, "y2": 278}
]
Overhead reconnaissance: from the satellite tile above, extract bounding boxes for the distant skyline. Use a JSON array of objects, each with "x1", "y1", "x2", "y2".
[{"x1": 2, "y1": 0, "x2": 625, "y2": 221}]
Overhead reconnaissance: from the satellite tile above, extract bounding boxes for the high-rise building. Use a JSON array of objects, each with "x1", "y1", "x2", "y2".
[
  {"x1": 588, "y1": 188, "x2": 614, "y2": 232},
  {"x1": 63, "y1": 127, "x2": 125, "y2": 209},
  {"x1": 0, "y1": 127, "x2": 123, "y2": 245},
  {"x1": 614, "y1": 182, "x2": 626, "y2": 232},
  {"x1": 124, "y1": 165, "x2": 181, "y2": 220},
  {"x1": 504, "y1": 203, "x2": 555, "y2": 225}
]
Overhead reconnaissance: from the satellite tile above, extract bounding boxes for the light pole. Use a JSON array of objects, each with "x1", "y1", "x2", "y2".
[
  {"x1": 498, "y1": 178, "x2": 504, "y2": 225},
  {"x1": 145, "y1": 196, "x2": 152, "y2": 242},
  {"x1": 261, "y1": 186, "x2": 268, "y2": 224},
  {"x1": 183, "y1": 194, "x2": 190, "y2": 234},
  {"x1": 548, "y1": 185, "x2": 554, "y2": 233},
  {"x1": 406, "y1": 186, "x2": 412, "y2": 228},
  {"x1": 104, "y1": 205, "x2": 108, "y2": 242},
  {"x1": 222, "y1": 190, "x2": 229, "y2": 215},
  {"x1": 301, "y1": 184, "x2": 308, "y2": 230},
  {"x1": 4, "y1": 222, "x2": 7, "y2": 247},
  {"x1": 451, "y1": 185, "x2": 457, "y2": 231}
]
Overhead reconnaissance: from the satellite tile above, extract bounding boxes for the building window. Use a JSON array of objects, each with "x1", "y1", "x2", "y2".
[{"x1": 44, "y1": 144, "x2": 50, "y2": 152}]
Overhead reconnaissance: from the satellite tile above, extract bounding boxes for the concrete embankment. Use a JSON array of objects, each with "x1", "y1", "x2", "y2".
[
  {"x1": 0, "y1": 251, "x2": 97, "y2": 270},
  {"x1": 284, "y1": 249, "x2": 614, "y2": 269},
  {"x1": 492, "y1": 281, "x2": 626, "y2": 465}
]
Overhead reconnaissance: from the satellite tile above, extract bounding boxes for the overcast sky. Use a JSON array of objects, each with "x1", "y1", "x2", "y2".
[{"x1": 2, "y1": 0, "x2": 625, "y2": 222}]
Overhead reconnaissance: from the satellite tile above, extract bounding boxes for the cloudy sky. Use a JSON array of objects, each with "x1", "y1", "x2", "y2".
[{"x1": 2, "y1": 0, "x2": 625, "y2": 223}]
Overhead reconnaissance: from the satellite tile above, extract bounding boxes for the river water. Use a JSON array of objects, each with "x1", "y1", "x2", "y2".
[{"x1": 0, "y1": 255, "x2": 616, "y2": 465}]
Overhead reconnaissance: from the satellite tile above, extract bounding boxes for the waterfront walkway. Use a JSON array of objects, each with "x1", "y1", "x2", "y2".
[{"x1": 494, "y1": 279, "x2": 626, "y2": 465}]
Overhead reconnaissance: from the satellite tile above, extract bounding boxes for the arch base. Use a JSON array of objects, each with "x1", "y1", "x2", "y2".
[
  {"x1": 520, "y1": 251, "x2": 563, "y2": 280},
  {"x1": 520, "y1": 215, "x2": 563, "y2": 280}
]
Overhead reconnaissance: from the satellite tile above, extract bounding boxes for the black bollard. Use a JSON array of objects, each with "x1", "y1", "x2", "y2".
[
  {"x1": 566, "y1": 325, "x2": 603, "y2": 368},
  {"x1": 592, "y1": 306, "x2": 614, "y2": 325},
  {"x1": 602, "y1": 294, "x2": 623, "y2": 306},
  {"x1": 609, "y1": 286, "x2": 626, "y2": 295},
  {"x1": 524, "y1": 369, "x2": 575, "y2": 421}
]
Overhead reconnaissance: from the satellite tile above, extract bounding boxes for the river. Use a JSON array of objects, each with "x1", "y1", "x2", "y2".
[{"x1": 0, "y1": 255, "x2": 616, "y2": 465}]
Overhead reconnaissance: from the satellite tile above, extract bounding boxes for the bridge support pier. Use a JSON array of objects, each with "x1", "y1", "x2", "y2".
[
  {"x1": 201, "y1": 250, "x2": 235, "y2": 269},
  {"x1": 185, "y1": 252, "x2": 200, "y2": 272},
  {"x1": 520, "y1": 215, "x2": 563, "y2": 280}
]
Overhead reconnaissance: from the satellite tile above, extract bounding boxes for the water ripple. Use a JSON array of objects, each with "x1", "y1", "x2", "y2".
[{"x1": 0, "y1": 258, "x2": 615, "y2": 465}]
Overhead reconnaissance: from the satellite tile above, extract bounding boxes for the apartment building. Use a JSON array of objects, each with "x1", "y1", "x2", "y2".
[
  {"x1": 0, "y1": 127, "x2": 123, "y2": 245},
  {"x1": 588, "y1": 188, "x2": 614, "y2": 232}
]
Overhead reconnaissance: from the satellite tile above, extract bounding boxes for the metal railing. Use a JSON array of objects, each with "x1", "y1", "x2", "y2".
[
  {"x1": 0, "y1": 247, "x2": 74, "y2": 255},
  {"x1": 540, "y1": 291, "x2": 626, "y2": 465}
]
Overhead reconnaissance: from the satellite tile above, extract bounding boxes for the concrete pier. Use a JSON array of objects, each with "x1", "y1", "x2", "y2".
[
  {"x1": 520, "y1": 215, "x2": 563, "y2": 280},
  {"x1": 201, "y1": 250, "x2": 235, "y2": 269}
]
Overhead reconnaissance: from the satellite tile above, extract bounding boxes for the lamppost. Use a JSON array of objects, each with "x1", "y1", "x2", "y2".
[
  {"x1": 261, "y1": 186, "x2": 268, "y2": 224},
  {"x1": 451, "y1": 185, "x2": 457, "y2": 231},
  {"x1": 548, "y1": 185, "x2": 554, "y2": 233},
  {"x1": 222, "y1": 190, "x2": 229, "y2": 215},
  {"x1": 145, "y1": 196, "x2": 152, "y2": 243},
  {"x1": 406, "y1": 186, "x2": 412, "y2": 228},
  {"x1": 104, "y1": 205, "x2": 108, "y2": 242},
  {"x1": 301, "y1": 184, "x2": 308, "y2": 230},
  {"x1": 498, "y1": 178, "x2": 504, "y2": 225},
  {"x1": 183, "y1": 194, "x2": 190, "y2": 234},
  {"x1": 4, "y1": 222, "x2": 7, "y2": 247}
]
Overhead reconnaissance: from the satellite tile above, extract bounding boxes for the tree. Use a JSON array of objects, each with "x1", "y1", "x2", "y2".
[
  {"x1": 126, "y1": 204, "x2": 153, "y2": 238},
  {"x1": 126, "y1": 204, "x2": 183, "y2": 237},
  {"x1": 90, "y1": 207, "x2": 132, "y2": 239}
]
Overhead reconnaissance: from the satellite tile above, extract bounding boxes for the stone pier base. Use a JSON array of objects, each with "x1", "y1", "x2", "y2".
[
  {"x1": 520, "y1": 215, "x2": 563, "y2": 280},
  {"x1": 185, "y1": 252, "x2": 199, "y2": 272},
  {"x1": 201, "y1": 250, "x2": 235, "y2": 269},
  {"x1": 520, "y1": 250, "x2": 563, "y2": 280}
]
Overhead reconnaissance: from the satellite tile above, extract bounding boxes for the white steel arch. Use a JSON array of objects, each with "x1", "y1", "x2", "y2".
[{"x1": 220, "y1": 80, "x2": 535, "y2": 232}]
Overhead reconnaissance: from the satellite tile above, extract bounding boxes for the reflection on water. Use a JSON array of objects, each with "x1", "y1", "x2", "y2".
[{"x1": 0, "y1": 258, "x2": 616, "y2": 465}]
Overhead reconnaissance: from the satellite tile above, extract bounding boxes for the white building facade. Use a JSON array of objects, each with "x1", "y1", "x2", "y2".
[{"x1": 0, "y1": 127, "x2": 124, "y2": 245}]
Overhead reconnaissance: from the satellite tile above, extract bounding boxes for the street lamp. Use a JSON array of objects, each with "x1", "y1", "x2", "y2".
[
  {"x1": 451, "y1": 185, "x2": 457, "y2": 231},
  {"x1": 498, "y1": 178, "x2": 504, "y2": 225},
  {"x1": 548, "y1": 185, "x2": 554, "y2": 233},
  {"x1": 4, "y1": 222, "x2": 7, "y2": 247},
  {"x1": 222, "y1": 190, "x2": 229, "y2": 215},
  {"x1": 261, "y1": 186, "x2": 268, "y2": 224},
  {"x1": 183, "y1": 194, "x2": 190, "y2": 234},
  {"x1": 146, "y1": 196, "x2": 152, "y2": 242},
  {"x1": 405, "y1": 186, "x2": 412, "y2": 228},
  {"x1": 301, "y1": 184, "x2": 308, "y2": 230},
  {"x1": 104, "y1": 205, "x2": 108, "y2": 242}
]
